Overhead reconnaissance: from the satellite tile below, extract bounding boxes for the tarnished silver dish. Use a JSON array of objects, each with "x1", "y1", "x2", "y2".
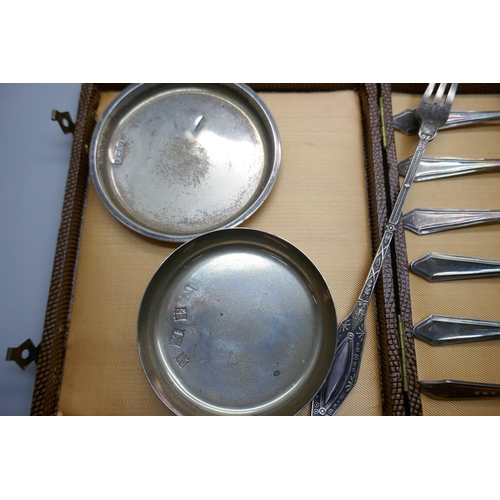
[
  {"x1": 137, "y1": 228, "x2": 337, "y2": 415},
  {"x1": 90, "y1": 84, "x2": 281, "y2": 242}
]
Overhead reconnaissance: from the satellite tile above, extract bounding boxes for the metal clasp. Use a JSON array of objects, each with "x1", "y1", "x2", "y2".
[
  {"x1": 5, "y1": 339, "x2": 39, "y2": 370},
  {"x1": 51, "y1": 110, "x2": 75, "y2": 135}
]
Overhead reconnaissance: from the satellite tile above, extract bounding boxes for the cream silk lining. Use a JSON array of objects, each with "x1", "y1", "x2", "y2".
[{"x1": 58, "y1": 90, "x2": 381, "y2": 416}]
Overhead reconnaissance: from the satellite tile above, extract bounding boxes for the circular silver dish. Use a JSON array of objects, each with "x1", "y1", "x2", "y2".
[
  {"x1": 137, "y1": 228, "x2": 337, "y2": 416},
  {"x1": 90, "y1": 84, "x2": 281, "y2": 242}
]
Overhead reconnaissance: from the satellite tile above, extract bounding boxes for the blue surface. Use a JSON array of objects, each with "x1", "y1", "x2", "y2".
[{"x1": 0, "y1": 83, "x2": 82, "y2": 415}]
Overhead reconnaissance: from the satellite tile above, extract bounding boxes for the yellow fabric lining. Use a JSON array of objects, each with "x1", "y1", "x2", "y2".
[{"x1": 58, "y1": 89, "x2": 381, "y2": 416}]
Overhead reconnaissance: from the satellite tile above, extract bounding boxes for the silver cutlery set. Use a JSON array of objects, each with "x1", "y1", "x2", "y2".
[
  {"x1": 87, "y1": 84, "x2": 499, "y2": 414},
  {"x1": 313, "y1": 83, "x2": 461, "y2": 415},
  {"x1": 396, "y1": 95, "x2": 500, "y2": 402}
]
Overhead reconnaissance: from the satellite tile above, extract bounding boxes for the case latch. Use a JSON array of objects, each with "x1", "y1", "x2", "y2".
[
  {"x1": 51, "y1": 110, "x2": 75, "y2": 135},
  {"x1": 5, "y1": 339, "x2": 40, "y2": 370}
]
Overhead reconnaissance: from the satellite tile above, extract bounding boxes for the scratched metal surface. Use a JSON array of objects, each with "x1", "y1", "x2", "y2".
[
  {"x1": 90, "y1": 83, "x2": 281, "y2": 242},
  {"x1": 137, "y1": 228, "x2": 337, "y2": 415}
]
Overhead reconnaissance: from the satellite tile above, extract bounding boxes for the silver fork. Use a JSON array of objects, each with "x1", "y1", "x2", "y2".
[{"x1": 312, "y1": 83, "x2": 458, "y2": 416}]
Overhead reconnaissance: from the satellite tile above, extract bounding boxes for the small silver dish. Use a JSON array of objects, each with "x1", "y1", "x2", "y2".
[
  {"x1": 137, "y1": 228, "x2": 337, "y2": 416},
  {"x1": 90, "y1": 84, "x2": 281, "y2": 242}
]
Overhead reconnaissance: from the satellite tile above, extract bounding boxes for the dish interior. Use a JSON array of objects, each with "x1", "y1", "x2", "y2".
[
  {"x1": 93, "y1": 84, "x2": 278, "y2": 240},
  {"x1": 138, "y1": 230, "x2": 336, "y2": 415}
]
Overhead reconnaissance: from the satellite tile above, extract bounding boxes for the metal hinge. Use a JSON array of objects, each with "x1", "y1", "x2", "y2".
[
  {"x1": 379, "y1": 96, "x2": 387, "y2": 148},
  {"x1": 397, "y1": 315, "x2": 409, "y2": 393},
  {"x1": 51, "y1": 110, "x2": 75, "y2": 135},
  {"x1": 5, "y1": 339, "x2": 40, "y2": 370}
]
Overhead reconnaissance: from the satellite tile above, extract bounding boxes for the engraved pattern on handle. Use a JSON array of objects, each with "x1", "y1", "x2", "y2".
[
  {"x1": 389, "y1": 136, "x2": 430, "y2": 225},
  {"x1": 312, "y1": 226, "x2": 396, "y2": 415},
  {"x1": 312, "y1": 84, "x2": 458, "y2": 416},
  {"x1": 313, "y1": 134, "x2": 432, "y2": 416}
]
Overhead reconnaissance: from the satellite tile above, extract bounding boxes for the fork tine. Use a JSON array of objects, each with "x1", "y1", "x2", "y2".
[
  {"x1": 445, "y1": 83, "x2": 458, "y2": 106},
  {"x1": 423, "y1": 83, "x2": 436, "y2": 100},
  {"x1": 433, "y1": 83, "x2": 448, "y2": 102}
]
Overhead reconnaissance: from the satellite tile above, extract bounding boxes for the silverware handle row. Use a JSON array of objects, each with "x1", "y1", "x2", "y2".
[{"x1": 395, "y1": 102, "x2": 500, "y2": 407}]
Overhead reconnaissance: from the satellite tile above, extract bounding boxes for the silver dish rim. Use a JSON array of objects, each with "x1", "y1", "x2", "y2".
[
  {"x1": 137, "y1": 228, "x2": 337, "y2": 416},
  {"x1": 89, "y1": 83, "x2": 281, "y2": 242}
]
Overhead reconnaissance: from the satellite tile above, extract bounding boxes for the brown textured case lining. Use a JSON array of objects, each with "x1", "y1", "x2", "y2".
[
  {"x1": 381, "y1": 86, "x2": 422, "y2": 415},
  {"x1": 30, "y1": 84, "x2": 98, "y2": 416},
  {"x1": 30, "y1": 83, "x2": 416, "y2": 416}
]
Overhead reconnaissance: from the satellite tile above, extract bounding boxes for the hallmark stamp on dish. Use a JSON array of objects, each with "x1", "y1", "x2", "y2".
[
  {"x1": 175, "y1": 352, "x2": 190, "y2": 368},
  {"x1": 113, "y1": 140, "x2": 126, "y2": 165},
  {"x1": 169, "y1": 328, "x2": 185, "y2": 347},
  {"x1": 173, "y1": 307, "x2": 188, "y2": 321},
  {"x1": 180, "y1": 284, "x2": 197, "y2": 300}
]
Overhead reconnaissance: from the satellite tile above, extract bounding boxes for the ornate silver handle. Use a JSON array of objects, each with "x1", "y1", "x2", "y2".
[
  {"x1": 312, "y1": 226, "x2": 395, "y2": 415},
  {"x1": 311, "y1": 133, "x2": 432, "y2": 416},
  {"x1": 394, "y1": 109, "x2": 500, "y2": 135},
  {"x1": 404, "y1": 208, "x2": 500, "y2": 234},
  {"x1": 312, "y1": 84, "x2": 458, "y2": 416},
  {"x1": 410, "y1": 252, "x2": 500, "y2": 281},
  {"x1": 398, "y1": 156, "x2": 500, "y2": 182}
]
